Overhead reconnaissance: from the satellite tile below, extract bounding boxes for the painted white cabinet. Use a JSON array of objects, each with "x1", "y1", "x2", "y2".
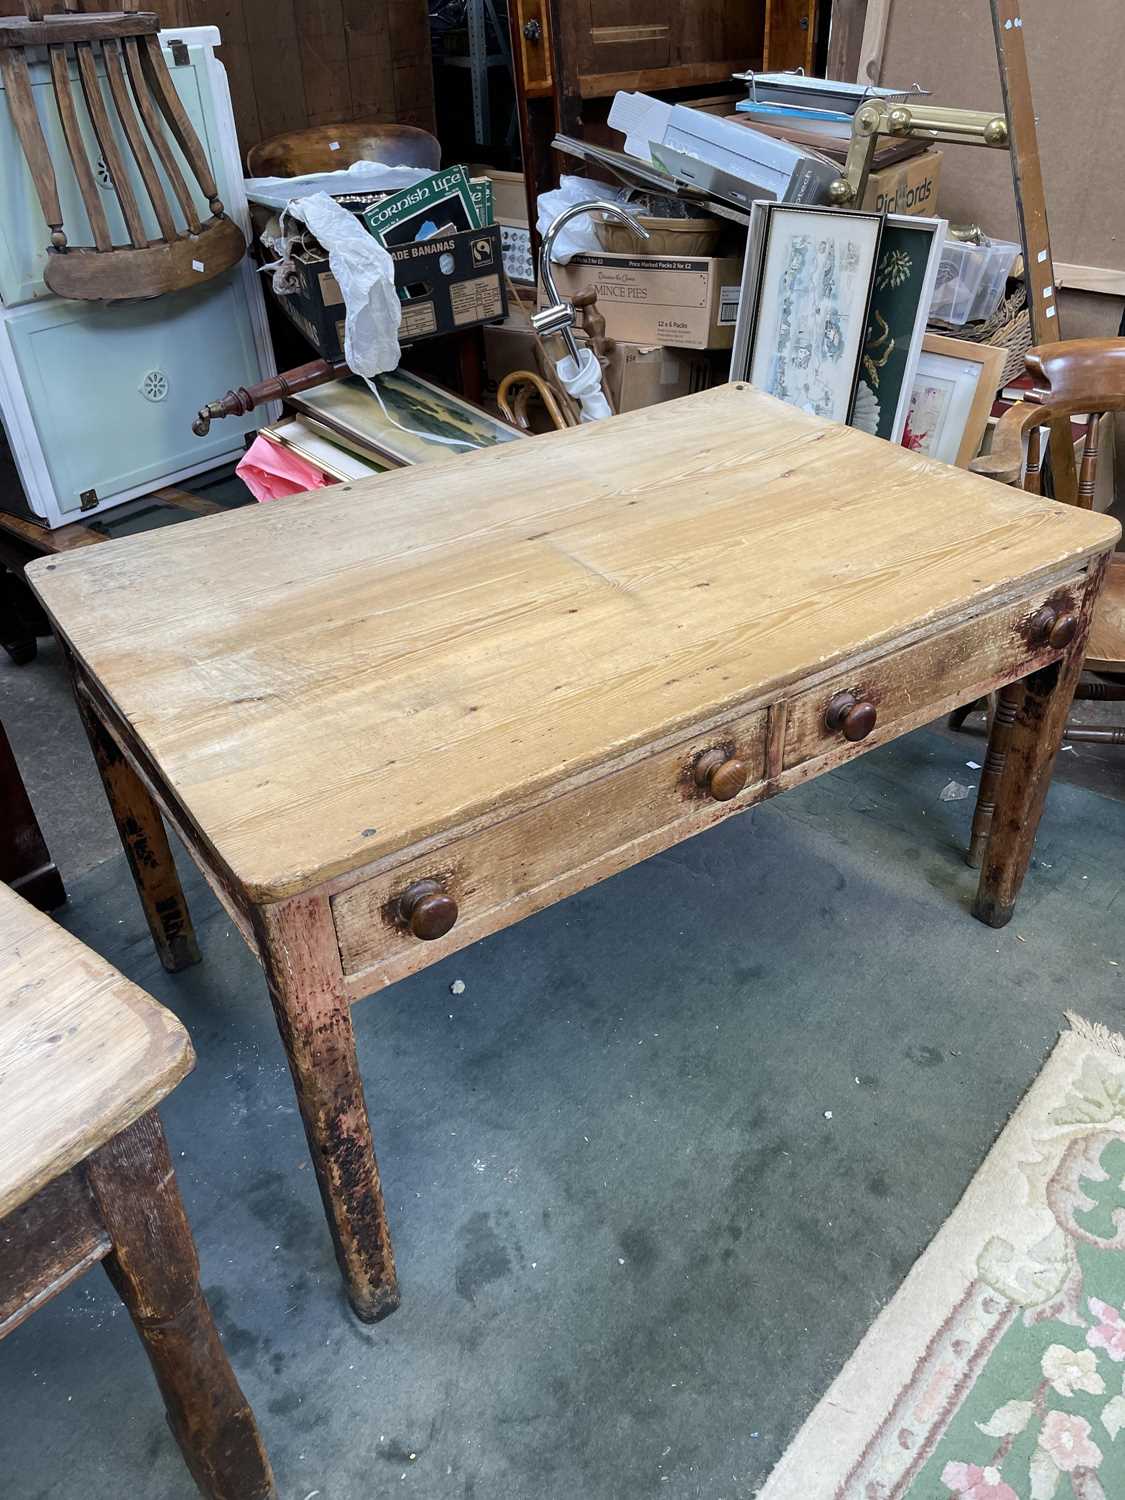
[{"x1": 0, "y1": 27, "x2": 276, "y2": 526}]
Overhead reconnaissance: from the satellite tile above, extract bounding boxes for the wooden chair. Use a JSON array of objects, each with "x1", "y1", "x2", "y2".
[
  {"x1": 962, "y1": 338, "x2": 1125, "y2": 864},
  {"x1": 0, "y1": 882, "x2": 275, "y2": 1499},
  {"x1": 0, "y1": 1, "x2": 245, "y2": 301},
  {"x1": 245, "y1": 122, "x2": 441, "y2": 177}
]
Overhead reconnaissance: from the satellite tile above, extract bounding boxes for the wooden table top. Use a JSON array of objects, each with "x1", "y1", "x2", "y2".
[
  {"x1": 28, "y1": 384, "x2": 1120, "y2": 903},
  {"x1": 0, "y1": 884, "x2": 193, "y2": 1217}
]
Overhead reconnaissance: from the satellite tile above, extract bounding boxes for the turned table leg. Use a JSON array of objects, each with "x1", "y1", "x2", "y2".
[
  {"x1": 255, "y1": 895, "x2": 400, "y2": 1322},
  {"x1": 70, "y1": 683, "x2": 200, "y2": 972},
  {"x1": 972, "y1": 561, "x2": 1106, "y2": 929},
  {"x1": 85, "y1": 1112, "x2": 276, "y2": 1500}
]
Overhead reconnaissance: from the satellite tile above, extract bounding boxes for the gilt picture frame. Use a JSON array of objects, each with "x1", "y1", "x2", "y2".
[
  {"x1": 290, "y1": 368, "x2": 526, "y2": 469},
  {"x1": 731, "y1": 202, "x2": 883, "y2": 424},
  {"x1": 850, "y1": 215, "x2": 947, "y2": 443},
  {"x1": 901, "y1": 334, "x2": 1006, "y2": 468}
]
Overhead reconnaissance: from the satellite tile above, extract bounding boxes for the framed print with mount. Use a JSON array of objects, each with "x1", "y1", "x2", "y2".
[
  {"x1": 731, "y1": 203, "x2": 883, "y2": 424},
  {"x1": 850, "y1": 215, "x2": 947, "y2": 443},
  {"x1": 901, "y1": 334, "x2": 1006, "y2": 469}
]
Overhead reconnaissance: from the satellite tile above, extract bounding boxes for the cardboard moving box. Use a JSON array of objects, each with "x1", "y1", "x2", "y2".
[
  {"x1": 862, "y1": 148, "x2": 942, "y2": 216},
  {"x1": 270, "y1": 223, "x2": 507, "y2": 361},
  {"x1": 543, "y1": 253, "x2": 742, "y2": 350}
]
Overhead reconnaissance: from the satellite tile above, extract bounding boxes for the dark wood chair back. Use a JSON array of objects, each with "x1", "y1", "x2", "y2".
[
  {"x1": 972, "y1": 338, "x2": 1125, "y2": 508},
  {"x1": 246, "y1": 123, "x2": 441, "y2": 177}
]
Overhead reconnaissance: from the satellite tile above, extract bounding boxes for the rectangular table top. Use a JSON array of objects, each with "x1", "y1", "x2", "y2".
[
  {"x1": 29, "y1": 383, "x2": 1119, "y2": 904},
  {"x1": 0, "y1": 883, "x2": 193, "y2": 1217}
]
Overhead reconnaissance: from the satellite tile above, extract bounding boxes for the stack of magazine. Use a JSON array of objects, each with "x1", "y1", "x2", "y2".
[{"x1": 730, "y1": 73, "x2": 929, "y2": 166}]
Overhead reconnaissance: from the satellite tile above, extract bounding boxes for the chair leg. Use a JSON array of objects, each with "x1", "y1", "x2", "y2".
[
  {"x1": 972, "y1": 602, "x2": 1096, "y2": 930},
  {"x1": 85, "y1": 1112, "x2": 276, "y2": 1500},
  {"x1": 966, "y1": 683, "x2": 1022, "y2": 868}
]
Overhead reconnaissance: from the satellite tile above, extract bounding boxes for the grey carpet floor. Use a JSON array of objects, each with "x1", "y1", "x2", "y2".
[{"x1": 3, "y1": 728, "x2": 1124, "y2": 1500}]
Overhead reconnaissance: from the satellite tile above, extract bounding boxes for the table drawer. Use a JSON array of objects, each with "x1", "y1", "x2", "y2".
[
  {"x1": 783, "y1": 576, "x2": 1085, "y2": 771},
  {"x1": 331, "y1": 707, "x2": 769, "y2": 979}
]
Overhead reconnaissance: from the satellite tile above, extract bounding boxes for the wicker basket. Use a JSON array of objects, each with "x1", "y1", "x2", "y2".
[{"x1": 929, "y1": 283, "x2": 1032, "y2": 388}]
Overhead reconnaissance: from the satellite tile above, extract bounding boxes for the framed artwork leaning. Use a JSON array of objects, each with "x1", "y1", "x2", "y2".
[
  {"x1": 731, "y1": 203, "x2": 883, "y2": 424},
  {"x1": 850, "y1": 215, "x2": 947, "y2": 443},
  {"x1": 901, "y1": 334, "x2": 1006, "y2": 468},
  {"x1": 290, "y1": 369, "x2": 526, "y2": 468}
]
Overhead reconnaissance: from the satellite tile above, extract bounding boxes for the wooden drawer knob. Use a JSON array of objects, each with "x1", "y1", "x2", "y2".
[
  {"x1": 1029, "y1": 606, "x2": 1078, "y2": 651},
  {"x1": 825, "y1": 691, "x2": 877, "y2": 742},
  {"x1": 693, "y1": 747, "x2": 748, "y2": 801},
  {"x1": 398, "y1": 879, "x2": 458, "y2": 941}
]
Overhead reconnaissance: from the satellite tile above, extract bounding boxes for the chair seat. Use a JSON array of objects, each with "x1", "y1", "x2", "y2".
[
  {"x1": 0, "y1": 883, "x2": 193, "y2": 1218},
  {"x1": 1086, "y1": 553, "x2": 1125, "y2": 672}
]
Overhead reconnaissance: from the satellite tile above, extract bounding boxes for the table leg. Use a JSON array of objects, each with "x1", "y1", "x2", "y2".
[
  {"x1": 255, "y1": 895, "x2": 400, "y2": 1323},
  {"x1": 71, "y1": 684, "x2": 200, "y2": 972},
  {"x1": 85, "y1": 1112, "x2": 276, "y2": 1500},
  {"x1": 0, "y1": 716, "x2": 65, "y2": 910},
  {"x1": 972, "y1": 562, "x2": 1105, "y2": 928}
]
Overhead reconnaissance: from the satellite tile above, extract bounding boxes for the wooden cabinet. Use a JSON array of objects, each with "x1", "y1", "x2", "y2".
[{"x1": 511, "y1": 0, "x2": 821, "y2": 226}]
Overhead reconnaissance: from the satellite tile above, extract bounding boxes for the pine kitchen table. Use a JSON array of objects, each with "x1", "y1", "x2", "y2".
[{"x1": 27, "y1": 383, "x2": 1120, "y2": 1322}]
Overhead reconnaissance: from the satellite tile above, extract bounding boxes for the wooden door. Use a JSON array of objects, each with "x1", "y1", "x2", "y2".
[{"x1": 561, "y1": 0, "x2": 765, "y2": 100}]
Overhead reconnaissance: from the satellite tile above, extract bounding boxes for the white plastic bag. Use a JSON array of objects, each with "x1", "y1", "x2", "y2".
[
  {"x1": 536, "y1": 174, "x2": 627, "y2": 264},
  {"x1": 245, "y1": 159, "x2": 433, "y2": 212},
  {"x1": 283, "y1": 191, "x2": 400, "y2": 378}
]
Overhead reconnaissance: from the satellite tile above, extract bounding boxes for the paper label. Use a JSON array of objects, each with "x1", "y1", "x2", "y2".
[
  {"x1": 329, "y1": 140, "x2": 340, "y2": 150},
  {"x1": 400, "y1": 301, "x2": 437, "y2": 338},
  {"x1": 318, "y1": 270, "x2": 344, "y2": 307},
  {"x1": 718, "y1": 284, "x2": 741, "y2": 325},
  {"x1": 451, "y1": 274, "x2": 502, "y2": 326},
  {"x1": 192, "y1": 259, "x2": 205, "y2": 272}
]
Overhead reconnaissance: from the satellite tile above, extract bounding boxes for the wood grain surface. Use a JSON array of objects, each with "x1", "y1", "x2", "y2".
[
  {"x1": 0, "y1": 884, "x2": 193, "y2": 1217},
  {"x1": 28, "y1": 383, "x2": 1119, "y2": 904}
]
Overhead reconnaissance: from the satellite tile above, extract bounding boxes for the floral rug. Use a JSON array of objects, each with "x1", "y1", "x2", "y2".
[{"x1": 758, "y1": 1016, "x2": 1125, "y2": 1500}]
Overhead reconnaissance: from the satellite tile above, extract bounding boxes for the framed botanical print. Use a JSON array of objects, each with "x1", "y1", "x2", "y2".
[
  {"x1": 731, "y1": 203, "x2": 883, "y2": 424},
  {"x1": 901, "y1": 335, "x2": 1006, "y2": 468},
  {"x1": 850, "y1": 215, "x2": 946, "y2": 443}
]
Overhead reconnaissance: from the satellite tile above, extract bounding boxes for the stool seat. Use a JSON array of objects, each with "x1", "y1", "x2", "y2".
[{"x1": 0, "y1": 882, "x2": 192, "y2": 1217}]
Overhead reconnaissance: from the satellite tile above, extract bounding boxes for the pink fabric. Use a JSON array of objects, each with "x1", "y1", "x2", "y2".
[{"x1": 236, "y1": 434, "x2": 338, "y2": 503}]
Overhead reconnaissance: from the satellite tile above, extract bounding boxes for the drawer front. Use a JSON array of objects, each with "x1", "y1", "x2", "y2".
[
  {"x1": 783, "y1": 577, "x2": 1085, "y2": 771},
  {"x1": 332, "y1": 708, "x2": 769, "y2": 979}
]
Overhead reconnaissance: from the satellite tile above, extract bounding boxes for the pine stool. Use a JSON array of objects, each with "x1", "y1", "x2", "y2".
[{"x1": 0, "y1": 881, "x2": 275, "y2": 1499}]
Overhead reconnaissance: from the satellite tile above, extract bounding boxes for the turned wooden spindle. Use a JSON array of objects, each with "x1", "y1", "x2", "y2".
[
  {"x1": 397, "y1": 879, "x2": 458, "y2": 941},
  {"x1": 1077, "y1": 413, "x2": 1100, "y2": 509},
  {"x1": 193, "y1": 358, "x2": 347, "y2": 435},
  {"x1": 824, "y1": 691, "x2": 877, "y2": 742},
  {"x1": 692, "y1": 747, "x2": 748, "y2": 802}
]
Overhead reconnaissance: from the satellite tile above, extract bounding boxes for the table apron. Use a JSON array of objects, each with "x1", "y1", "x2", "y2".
[{"x1": 332, "y1": 571, "x2": 1087, "y2": 1000}]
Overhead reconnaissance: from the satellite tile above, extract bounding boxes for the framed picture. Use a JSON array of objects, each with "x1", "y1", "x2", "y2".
[
  {"x1": 850, "y1": 215, "x2": 946, "y2": 443},
  {"x1": 731, "y1": 203, "x2": 883, "y2": 423},
  {"x1": 901, "y1": 335, "x2": 1006, "y2": 468},
  {"x1": 290, "y1": 368, "x2": 526, "y2": 468}
]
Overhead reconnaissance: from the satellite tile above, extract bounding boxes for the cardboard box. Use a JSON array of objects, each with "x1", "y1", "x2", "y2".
[
  {"x1": 483, "y1": 320, "x2": 720, "y2": 415},
  {"x1": 542, "y1": 253, "x2": 742, "y2": 350},
  {"x1": 605, "y1": 343, "x2": 719, "y2": 412},
  {"x1": 861, "y1": 147, "x2": 942, "y2": 216},
  {"x1": 469, "y1": 164, "x2": 534, "y2": 285},
  {"x1": 269, "y1": 223, "x2": 508, "y2": 360}
]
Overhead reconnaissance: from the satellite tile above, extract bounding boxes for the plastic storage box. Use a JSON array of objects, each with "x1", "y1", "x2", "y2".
[{"x1": 928, "y1": 236, "x2": 1020, "y2": 326}]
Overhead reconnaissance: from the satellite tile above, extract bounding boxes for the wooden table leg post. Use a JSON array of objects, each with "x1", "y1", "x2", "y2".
[
  {"x1": 255, "y1": 895, "x2": 400, "y2": 1323},
  {"x1": 972, "y1": 559, "x2": 1107, "y2": 929},
  {"x1": 85, "y1": 1112, "x2": 276, "y2": 1500},
  {"x1": 70, "y1": 683, "x2": 200, "y2": 972}
]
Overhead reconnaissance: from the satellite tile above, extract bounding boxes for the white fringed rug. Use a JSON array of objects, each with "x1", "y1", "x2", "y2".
[{"x1": 759, "y1": 1016, "x2": 1125, "y2": 1500}]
